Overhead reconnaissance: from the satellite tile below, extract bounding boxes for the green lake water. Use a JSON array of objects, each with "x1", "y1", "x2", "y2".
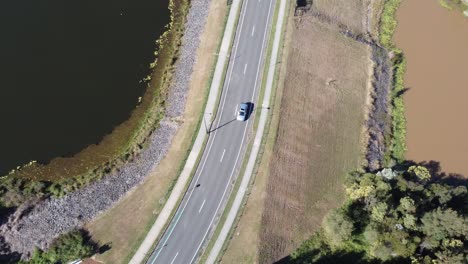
[{"x1": 0, "y1": 0, "x2": 170, "y2": 175}]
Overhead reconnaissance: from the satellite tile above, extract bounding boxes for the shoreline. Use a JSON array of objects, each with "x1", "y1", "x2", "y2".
[
  {"x1": 4, "y1": 0, "x2": 177, "y2": 182},
  {"x1": 0, "y1": 0, "x2": 214, "y2": 259},
  {"x1": 0, "y1": 0, "x2": 189, "y2": 209}
]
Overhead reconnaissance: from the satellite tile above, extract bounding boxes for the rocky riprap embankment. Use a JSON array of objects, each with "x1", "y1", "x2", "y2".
[{"x1": 0, "y1": 0, "x2": 211, "y2": 259}]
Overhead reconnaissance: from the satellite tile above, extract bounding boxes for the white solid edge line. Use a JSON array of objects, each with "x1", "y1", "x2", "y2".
[
  {"x1": 129, "y1": 0, "x2": 244, "y2": 263},
  {"x1": 149, "y1": 0, "x2": 250, "y2": 262},
  {"x1": 205, "y1": 0, "x2": 287, "y2": 263},
  {"x1": 190, "y1": 0, "x2": 275, "y2": 263}
]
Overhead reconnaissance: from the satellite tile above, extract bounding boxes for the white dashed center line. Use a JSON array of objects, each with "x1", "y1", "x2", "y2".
[
  {"x1": 220, "y1": 149, "x2": 226, "y2": 162},
  {"x1": 198, "y1": 199, "x2": 206, "y2": 213},
  {"x1": 170, "y1": 252, "x2": 179, "y2": 264},
  {"x1": 243, "y1": 63, "x2": 248, "y2": 75},
  {"x1": 251, "y1": 26, "x2": 255, "y2": 36}
]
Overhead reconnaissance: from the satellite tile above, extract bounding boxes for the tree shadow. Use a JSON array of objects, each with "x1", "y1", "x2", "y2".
[
  {"x1": 394, "y1": 160, "x2": 467, "y2": 187},
  {"x1": 98, "y1": 242, "x2": 112, "y2": 254},
  {"x1": 395, "y1": 87, "x2": 411, "y2": 98},
  {"x1": 0, "y1": 206, "x2": 15, "y2": 226},
  {"x1": 0, "y1": 236, "x2": 21, "y2": 264}
]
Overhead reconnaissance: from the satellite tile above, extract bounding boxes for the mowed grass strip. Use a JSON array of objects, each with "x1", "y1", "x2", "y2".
[
  {"x1": 258, "y1": 17, "x2": 371, "y2": 263},
  {"x1": 84, "y1": 1, "x2": 228, "y2": 263}
]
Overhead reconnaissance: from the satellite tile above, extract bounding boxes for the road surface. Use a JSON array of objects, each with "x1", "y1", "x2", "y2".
[{"x1": 146, "y1": 0, "x2": 276, "y2": 263}]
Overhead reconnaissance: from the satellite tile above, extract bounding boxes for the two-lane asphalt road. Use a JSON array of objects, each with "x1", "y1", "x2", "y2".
[{"x1": 147, "y1": 0, "x2": 276, "y2": 263}]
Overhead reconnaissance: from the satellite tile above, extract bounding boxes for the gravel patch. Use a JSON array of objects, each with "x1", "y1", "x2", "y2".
[
  {"x1": 166, "y1": 0, "x2": 210, "y2": 118},
  {"x1": 0, "y1": 0, "x2": 212, "y2": 259}
]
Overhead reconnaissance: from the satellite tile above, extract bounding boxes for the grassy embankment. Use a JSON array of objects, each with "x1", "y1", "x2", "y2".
[
  {"x1": 379, "y1": 0, "x2": 406, "y2": 164},
  {"x1": 221, "y1": 1, "x2": 375, "y2": 263},
  {"x1": 0, "y1": 0, "x2": 189, "y2": 208},
  {"x1": 438, "y1": 0, "x2": 468, "y2": 13},
  {"x1": 84, "y1": 1, "x2": 230, "y2": 264}
]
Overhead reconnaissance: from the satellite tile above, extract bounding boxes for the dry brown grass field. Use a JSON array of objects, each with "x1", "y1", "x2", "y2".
[
  {"x1": 310, "y1": 0, "x2": 369, "y2": 33},
  {"x1": 258, "y1": 17, "x2": 371, "y2": 263},
  {"x1": 85, "y1": 1, "x2": 227, "y2": 263}
]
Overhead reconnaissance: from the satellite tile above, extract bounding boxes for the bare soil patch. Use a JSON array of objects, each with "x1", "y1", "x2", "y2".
[
  {"x1": 258, "y1": 14, "x2": 371, "y2": 264},
  {"x1": 85, "y1": 1, "x2": 227, "y2": 263}
]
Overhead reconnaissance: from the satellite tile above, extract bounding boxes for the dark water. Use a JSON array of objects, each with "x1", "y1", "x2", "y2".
[{"x1": 0, "y1": 0, "x2": 170, "y2": 175}]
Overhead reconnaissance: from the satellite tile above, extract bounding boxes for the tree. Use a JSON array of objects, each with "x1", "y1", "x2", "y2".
[
  {"x1": 371, "y1": 202, "x2": 388, "y2": 222},
  {"x1": 407, "y1": 165, "x2": 431, "y2": 181},
  {"x1": 402, "y1": 214, "x2": 417, "y2": 230},
  {"x1": 399, "y1": 197, "x2": 416, "y2": 213},
  {"x1": 426, "y1": 184, "x2": 453, "y2": 205},
  {"x1": 323, "y1": 209, "x2": 354, "y2": 247},
  {"x1": 21, "y1": 230, "x2": 97, "y2": 264},
  {"x1": 421, "y1": 208, "x2": 465, "y2": 248}
]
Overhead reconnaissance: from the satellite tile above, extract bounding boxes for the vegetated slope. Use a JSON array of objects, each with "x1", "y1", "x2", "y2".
[
  {"x1": 289, "y1": 166, "x2": 468, "y2": 264},
  {"x1": 258, "y1": 13, "x2": 371, "y2": 263}
]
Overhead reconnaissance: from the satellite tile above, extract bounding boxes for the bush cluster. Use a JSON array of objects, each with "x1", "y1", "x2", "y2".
[
  {"x1": 378, "y1": 0, "x2": 401, "y2": 48},
  {"x1": 290, "y1": 166, "x2": 468, "y2": 264},
  {"x1": 18, "y1": 230, "x2": 98, "y2": 264},
  {"x1": 389, "y1": 52, "x2": 407, "y2": 163}
]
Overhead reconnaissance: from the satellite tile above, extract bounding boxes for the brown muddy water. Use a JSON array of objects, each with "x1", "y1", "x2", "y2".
[{"x1": 394, "y1": 0, "x2": 468, "y2": 176}]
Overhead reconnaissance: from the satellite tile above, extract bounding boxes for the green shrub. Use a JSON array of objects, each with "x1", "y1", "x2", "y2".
[
  {"x1": 378, "y1": 0, "x2": 408, "y2": 165},
  {"x1": 379, "y1": 0, "x2": 402, "y2": 48},
  {"x1": 390, "y1": 54, "x2": 407, "y2": 162},
  {"x1": 20, "y1": 230, "x2": 98, "y2": 264}
]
